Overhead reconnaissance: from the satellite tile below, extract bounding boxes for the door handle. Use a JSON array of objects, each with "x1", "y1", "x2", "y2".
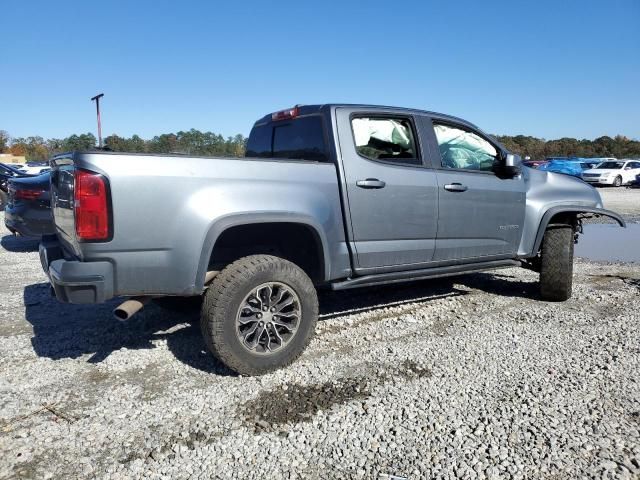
[
  {"x1": 356, "y1": 178, "x2": 386, "y2": 189},
  {"x1": 444, "y1": 183, "x2": 468, "y2": 192}
]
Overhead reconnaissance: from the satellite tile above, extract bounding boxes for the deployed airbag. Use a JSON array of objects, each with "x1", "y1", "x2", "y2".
[{"x1": 353, "y1": 118, "x2": 412, "y2": 149}]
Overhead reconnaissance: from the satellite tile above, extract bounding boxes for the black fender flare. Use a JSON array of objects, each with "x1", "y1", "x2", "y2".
[
  {"x1": 194, "y1": 214, "x2": 330, "y2": 292},
  {"x1": 531, "y1": 206, "x2": 626, "y2": 255}
]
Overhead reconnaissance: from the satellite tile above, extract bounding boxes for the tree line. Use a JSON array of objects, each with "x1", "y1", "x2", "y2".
[
  {"x1": 495, "y1": 134, "x2": 640, "y2": 160},
  {"x1": 0, "y1": 129, "x2": 247, "y2": 161},
  {"x1": 1, "y1": 128, "x2": 639, "y2": 162}
]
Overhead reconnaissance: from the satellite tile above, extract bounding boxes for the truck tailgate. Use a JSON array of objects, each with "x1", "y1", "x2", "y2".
[{"x1": 50, "y1": 156, "x2": 78, "y2": 254}]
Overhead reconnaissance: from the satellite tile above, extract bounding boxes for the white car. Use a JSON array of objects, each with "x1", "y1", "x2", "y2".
[
  {"x1": 18, "y1": 164, "x2": 51, "y2": 175},
  {"x1": 582, "y1": 159, "x2": 640, "y2": 187}
]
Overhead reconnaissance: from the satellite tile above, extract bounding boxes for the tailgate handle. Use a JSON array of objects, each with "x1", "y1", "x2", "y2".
[
  {"x1": 356, "y1": 178, "x2": 386, "y2": 189},
  {"x1": 444, "y1": 183, "x2": 468, "y2": 192}
]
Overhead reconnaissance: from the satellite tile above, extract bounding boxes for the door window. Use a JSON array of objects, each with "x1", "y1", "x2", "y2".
[
  {"x1": 351, "y1": 117, "x2": 420, "y2": 166},
  {"x1": 433, "y1": 123, "x2": 498, "y2": 172}
]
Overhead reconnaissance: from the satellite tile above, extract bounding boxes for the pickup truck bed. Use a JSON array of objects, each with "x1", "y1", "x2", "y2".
[{"x1": 45, "y1": 153, "x2": 350, "y2": 302}]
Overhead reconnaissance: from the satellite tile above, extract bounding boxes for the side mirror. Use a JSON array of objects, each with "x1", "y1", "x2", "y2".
[{"x1": 503, "y1": 153, "x2": 522, "y2": 177}]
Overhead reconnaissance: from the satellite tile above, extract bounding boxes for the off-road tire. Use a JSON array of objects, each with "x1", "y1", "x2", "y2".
[
  {"x1": 539, "y1": 226, "x2": 574, "y2": 301},
  {"x1": 200, "y1": 255, "x2": 318, "y2": 375},
  {"x1": 154, "y1": 296, "x2": 203, "y2": 313},
  {"x1": 613, "y1": 175, "x2": 622, "y2": 187}
]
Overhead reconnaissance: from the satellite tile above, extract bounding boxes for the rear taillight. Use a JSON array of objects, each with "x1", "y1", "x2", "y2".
[
  {"x1": 74, "y1": 169, "x2": 111, "y2": 241},
  {"x1": 13, "y1": 188, "x2": 45, "y2": 200}
]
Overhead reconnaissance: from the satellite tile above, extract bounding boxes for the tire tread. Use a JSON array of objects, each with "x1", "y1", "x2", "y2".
[{"x1": 539, "y1": 226, "x2": 574, "y2": 301}]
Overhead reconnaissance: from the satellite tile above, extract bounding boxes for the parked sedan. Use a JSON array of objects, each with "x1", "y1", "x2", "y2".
[
  {"x1": 582, "y1": 160, "x2": 640, "y2": 187},
  {"x1": 538, "y1": 159, "x2": 598, "y2": 178},
  {"x1": 4, "y1": 172, "x2": 55, "y2": 237},
  {"x1": 522, "y1": 159, "x2": 548, "y2": 168}
]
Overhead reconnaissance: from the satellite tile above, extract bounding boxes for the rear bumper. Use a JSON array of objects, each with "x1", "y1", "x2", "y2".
[
  {"x1": 39, "y1": 235, "x2": 114, "y2": 304},
  {"x1": 5, "y1": 205, "x2": 55, "y2": 237}
]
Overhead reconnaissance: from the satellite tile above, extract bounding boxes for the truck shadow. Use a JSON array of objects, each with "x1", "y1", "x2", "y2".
[
  {"x1": 22, "y1": 282, "x2": 233, "y2": 376},
  {"x1": 22, "y1": 271, "x2": 538, "y2": 375},
  {"x1": 1, "y1": 234, "x2": 40, "y2": 252},
  {"x1": 318, "y1": 271, "x2": 539, "y2": 318}
]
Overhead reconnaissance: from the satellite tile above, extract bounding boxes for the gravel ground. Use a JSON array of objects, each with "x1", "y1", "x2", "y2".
[
  {"x1": 1, "y1": 190, "x2": 639, "y2": 479},
  {"x1": 598, "y1": 187, "x2": 640, "y2": 222}
]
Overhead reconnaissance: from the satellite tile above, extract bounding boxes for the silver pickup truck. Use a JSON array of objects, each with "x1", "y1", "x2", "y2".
[{"x1": 40, "y1": 104, "x2": 625, "y2": 375}]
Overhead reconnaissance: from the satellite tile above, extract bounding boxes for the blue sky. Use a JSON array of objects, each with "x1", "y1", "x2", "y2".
[{"x1": 1, "y1": 0, "x2": 638, "y2": 140}]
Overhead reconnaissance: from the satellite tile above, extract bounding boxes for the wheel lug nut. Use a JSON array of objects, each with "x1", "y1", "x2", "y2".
[
  {"x1": 263, "y1": 306, "x2": 268, "y2": 311},
  {"x1": 270, "y1": 307, "x2": 276, "y2": 312},
  {"x1": 256, "y1": 313, "x2": 262, "y2": 319}
]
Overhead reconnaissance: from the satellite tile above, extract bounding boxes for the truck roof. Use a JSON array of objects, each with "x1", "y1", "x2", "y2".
[{"x1": 253, "y1": 104, "x2": 480, "y2": 130}]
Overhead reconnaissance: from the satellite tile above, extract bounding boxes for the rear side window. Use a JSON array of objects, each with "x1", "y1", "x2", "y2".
[
  {"x1": 246, "y1": 116, "x2": 327, "y2": 162},
  {"x1": 351, "y1": 117, "x2": 420, "y2": 166}
]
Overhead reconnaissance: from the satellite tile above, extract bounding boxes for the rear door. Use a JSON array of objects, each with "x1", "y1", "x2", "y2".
[
  {"x1": 335, "y1": 108, "x2": 438, "y2": 272},
  {"x1": 423, "y1": 117, "x2": 526, "y2": 261}
]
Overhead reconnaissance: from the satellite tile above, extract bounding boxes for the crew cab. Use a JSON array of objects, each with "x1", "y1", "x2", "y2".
[{"x1": 40, "y1": 104, "x2": 625, "y2": 375}]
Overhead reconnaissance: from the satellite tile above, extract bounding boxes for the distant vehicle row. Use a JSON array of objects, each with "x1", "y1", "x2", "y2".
[
  {"x1": 0, "y1": 162, "x2": 35, "y2": 211},
  {"x1": 582, "y1": 160, "x2": 640, "y2": 187},
  {"x1": 524, "y1": 157, "x2": 640, "y2": 186},
  {"x1": 18, "y1": 162, "x2": 51, "y2": 175}
]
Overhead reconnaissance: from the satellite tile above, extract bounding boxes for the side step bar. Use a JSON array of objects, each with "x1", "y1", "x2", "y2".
[{"x1": 330, "y1": 259, "x2": 521, "y2": 291}]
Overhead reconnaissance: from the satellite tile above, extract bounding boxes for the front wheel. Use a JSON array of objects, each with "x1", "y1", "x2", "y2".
[
  {"x1": 613, "y1": 175, "x2": 622, "y2": 187},
  {"x1": 539, "y1": 226, "x2": 574, "y2": 301},
  {"x1": 200, "y1": 255, "x2": 318, "y2": 375}
]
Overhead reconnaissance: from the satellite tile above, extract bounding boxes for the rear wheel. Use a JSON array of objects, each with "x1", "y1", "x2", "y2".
[
  {"x1": 613, "y1": 175, "x2": 622, "y2": 187},
  {"x1": 0, "y1": 190, "x2": 6, "y2": 212},
  {"x1": 200, "y1": 254, "x2": 318, "y2": 375},
  {"x1": 539, "y1": 226, "x2": 574, "y2": 301}
]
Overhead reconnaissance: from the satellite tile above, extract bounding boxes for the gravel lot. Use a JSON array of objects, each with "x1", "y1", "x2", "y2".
[
  {"x1": 1, "y1": 187, "x2": 639, "y2": 480},
  {"x1": 598, "y1": 188, "x2": 640, "y2": 222}
]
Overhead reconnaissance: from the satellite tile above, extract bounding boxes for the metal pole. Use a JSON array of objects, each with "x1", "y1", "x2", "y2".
[{"x1": 91, "y1": 93, "x2": 104, "y2": 148}]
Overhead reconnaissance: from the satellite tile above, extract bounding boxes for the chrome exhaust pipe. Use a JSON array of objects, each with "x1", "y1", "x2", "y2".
[{"x1": 113, "y1": 296, "x2": 151, "y2": 321}]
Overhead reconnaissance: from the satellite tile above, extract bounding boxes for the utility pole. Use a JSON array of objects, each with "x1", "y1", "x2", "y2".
[{"x1": 91, "y1": 93, "x2": 104, "y2": 148}]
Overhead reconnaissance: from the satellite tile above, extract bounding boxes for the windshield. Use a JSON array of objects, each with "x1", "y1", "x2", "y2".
[{"x1": 596, "y1": 162, "x2": 624, "y2": 169}]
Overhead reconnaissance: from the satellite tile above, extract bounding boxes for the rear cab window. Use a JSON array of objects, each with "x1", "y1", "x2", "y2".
[{"x1": 246, "y1": 115, "x2": 328, "y2": 162}]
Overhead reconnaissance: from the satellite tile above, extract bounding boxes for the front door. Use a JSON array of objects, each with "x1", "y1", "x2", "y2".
[
  {"x1": 425, "y1": 119, "x2": 526, "y2": 261},
  {"x1": 335, "y1": 108, "x2": 439, "y2": 272}
]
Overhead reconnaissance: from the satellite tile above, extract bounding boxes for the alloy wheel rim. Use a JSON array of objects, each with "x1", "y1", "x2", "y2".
[{"x1": 235, "y1": 282, "x2": 301, "y2": 354}]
